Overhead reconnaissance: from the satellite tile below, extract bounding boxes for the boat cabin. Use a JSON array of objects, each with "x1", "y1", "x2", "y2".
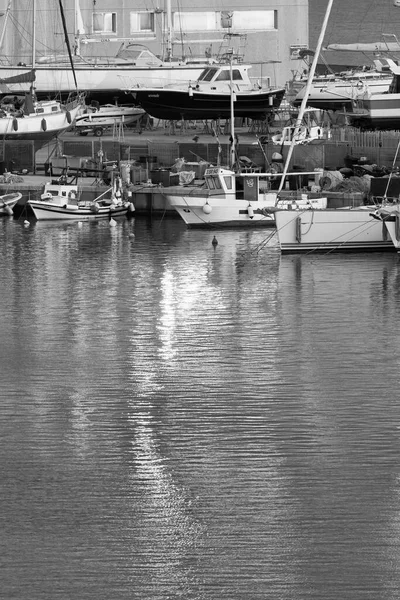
[
  {"x1": 194, "y1": 64, "x2": 257, "y2": 90},
  {"x1": 204, "y1": 167, "x2": 261, "y2": 201}
]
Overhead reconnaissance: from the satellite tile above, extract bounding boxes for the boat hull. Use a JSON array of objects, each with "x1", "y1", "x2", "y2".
[
  {"x1": 293, "y1": 78, "x2": 391, "y2": 111},
  {"x1": 0, "y1": 99, "x2": 82, "y2": 143},
  {"x1": 275, "y1": 208, "x2": 395, "y2": 253},
  {"x1": 0, "y1": 192, "x2": 22, "y2": 215},
  {"x1": 165, "y1": 191, "x2": 276, "y2": 228},
  {"x1": 0, "y1": 65, "x2": 214, "y2": 105},
  {"x1": 347, "y1": 93, "x2": 400, "y2": 129},
  {"x1": 28, "y1": 201, "x2": 130, "y2": 221},
  {"x1": 133, "y1": 88, "x2": 286, "y2": 121}
]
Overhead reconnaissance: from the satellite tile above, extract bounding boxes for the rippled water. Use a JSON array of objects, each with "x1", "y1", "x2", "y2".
[{"x1": 2, "y1": 215, "x2": 400, "y2": 600}]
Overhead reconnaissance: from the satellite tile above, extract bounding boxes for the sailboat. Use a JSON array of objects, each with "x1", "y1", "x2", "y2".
[
  {"x1": 273, "y1": 0, "x2": 397, "y2": 254},
  {"x1": 0, "y1": 0, "x2": 83, "y2": 142},
  {"x1": 0, "y1": 0, "x2": 218, "y2": 105}
]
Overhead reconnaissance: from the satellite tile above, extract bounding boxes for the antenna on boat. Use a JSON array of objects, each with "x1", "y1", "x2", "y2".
[{"x1": 276, "y1": 0, "x2": 334, "y2": 196}]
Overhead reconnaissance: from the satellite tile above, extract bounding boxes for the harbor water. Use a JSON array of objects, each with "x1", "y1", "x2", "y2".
[{"x1": 2, "y1": 214, "x2": 400, "y2": 600}]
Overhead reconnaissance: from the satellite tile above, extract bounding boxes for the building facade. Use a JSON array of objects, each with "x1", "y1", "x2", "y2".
[{"x1": 1, "y1": 0, "x2": 308, "y2": 88}]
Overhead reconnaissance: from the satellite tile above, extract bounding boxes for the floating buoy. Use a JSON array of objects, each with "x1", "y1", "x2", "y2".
[
  {"x1": 247, "y1": 203, "x2": 254, "y2": 219},
  {"x1": 41, "y1": 118, "x2": 47, "y2": 131},
  {"x1": 12, "y1": 118, "x2": 18, "y2": 131},
  {"x1": 23, "y1": 219, "x2": 30, "y2": 227},
  {"x1": 128, "y1": 202, "x2": 135, "y2": 213},
  {"x1": 66, "y1": 110, "x2": 72, "y2": 124},
  {"x1": 109, "y1": 218, "x2": 117, "y2": 227},
  {"x1": 203, "y1": 202, "x2": 212, "y2": 214},
  {"x1": 77, "y1": 221, "x2": 83, "y2": 228},
  {"x1": 5, "y1": 204, "x2": 13, "y2": 216},
  {"x1": 212, "y1": 235, "x2": 218, "y2": 246}
]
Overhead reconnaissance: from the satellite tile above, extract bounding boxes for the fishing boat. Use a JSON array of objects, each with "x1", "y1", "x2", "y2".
[
  {"x1": 27, "y1": 178, "x2": 134, "y2": 221},
  {"x1": 0, "y1": 192, "x2": 21, "y2": 216},
  {"x1": 164, "y1": 166, "x2": 326, "y2": 228},
  {"x1": 130, "y1": 63, "x2": 285, "y2": 121}
]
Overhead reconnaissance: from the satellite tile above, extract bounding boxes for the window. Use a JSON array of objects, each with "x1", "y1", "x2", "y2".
[
  {"x1": 173, "y1": 10, "x2": 277, "y2": 32},
  {"x1": 215, "y1": 70, "x2": 243, "y2": 81},
  {"x1": 130, "y1": 12, "x2": 155, "y2": 33},
  {"x1": 173, "y1": 12, "x2": 217, "y2": 32},
  {"x1": 224, "y1": 176, "x2": 233, "y2": 190},
  {"x1": 92, "y1": 12, "x2": 117, "y2": 34}
]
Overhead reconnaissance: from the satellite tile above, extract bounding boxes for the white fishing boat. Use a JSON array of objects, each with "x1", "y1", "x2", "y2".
[
  {"x1": 0, "y1": 192, "x2": 21, "y2": 216},
  {"x1": 28, "y1": 179, "x2": 134, "y2": 221},
  {"x1": 164, "y1": 166, "x2": 327, "y2": 228}
]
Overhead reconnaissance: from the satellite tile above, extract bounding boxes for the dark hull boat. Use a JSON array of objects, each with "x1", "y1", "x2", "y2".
[
  {"x1": 132, "y1": 87, "x2": 285, "y2": 121},
  {"x1": 130, "y1": 63, "x2": 286, "y2": 121}
]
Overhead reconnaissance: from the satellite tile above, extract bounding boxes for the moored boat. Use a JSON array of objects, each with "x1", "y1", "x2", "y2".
[
  {"x1": 28, "y1": 179, "x2": 134, "y2": 221},
  {"x1": 0, "y1": 192, "x2": 22, "y2": 216},
  {"x1": 163, "y1": 166, "x2": 326, "y2": 228},
  {"x1": 274, "y1": 206, "x2": 394, "y2": 254}
]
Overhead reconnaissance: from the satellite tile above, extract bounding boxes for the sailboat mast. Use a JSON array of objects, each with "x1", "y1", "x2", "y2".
[
  {"x1": 165, "y1": 0, "x2": 173, "y2": 61},
  {"x1": 32, "y1": 0, "x2": 36, "y2": 70},
  {"x1": 277, "y1": 0, "x2": 334, "y2": 194},
  {"x1": 0, "y1": 0, "x2": 12, "y2": 53},
  {"x1": 229, "y1": 54, "x2": 236, "y2": 169},
  {"x1": 74, "y1": 0, "x2": 80, "y2": 55}
]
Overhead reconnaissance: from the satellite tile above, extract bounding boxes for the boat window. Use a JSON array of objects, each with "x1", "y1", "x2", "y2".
[
  {"x1": 212, "y1": 176, "x2": 222, "y2": 189},
  {"x1": 215, "y1": 70, "x2": 230, "y2": 81},
  {"x1": 223, "y1": 176, "x2": 233, "y2": 189},
  {"x1": 36, "y1": 108, "x2": 44, "y2": 114},
  {"x1": 214, "y1": 69, "x2": 243, "y2": 81},
  {"x1": 52, "y1": 106, "x2": 58, "y2": 112},
  {"x1": 207, "y1": 177, "x2": 216, "y2": 190},
  {"x1": 198, "y1": 68, "x2": 218, "y2": 82},
  {"x1": 232, "y1": 70, "x2": 243, "y2": 81}
]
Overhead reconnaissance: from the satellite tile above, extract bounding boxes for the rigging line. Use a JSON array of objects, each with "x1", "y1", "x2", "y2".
[
  {"x1": 383, "y1": 137, "x2": 400, "y2": 201},
  {"x1": 58, "y1": 0, "x2": 78, "y2": 90}
]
